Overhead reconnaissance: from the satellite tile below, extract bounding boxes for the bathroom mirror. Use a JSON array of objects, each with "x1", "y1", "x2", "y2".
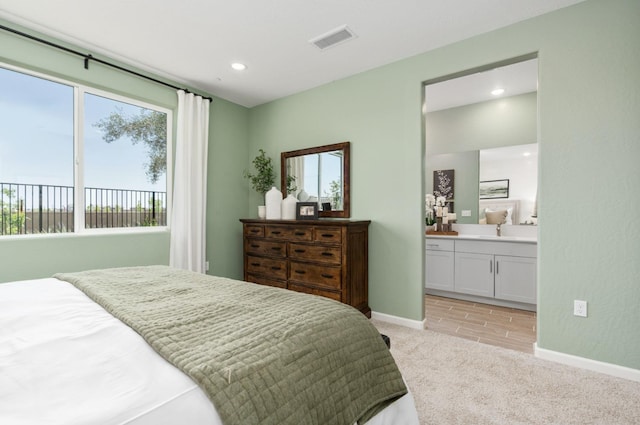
[
  {"x1": 281, "y1": 142, "x2": 350, "y2": 218},
  {"x1": 424, "y1": 55, "x2": 538, "y2": 225}
]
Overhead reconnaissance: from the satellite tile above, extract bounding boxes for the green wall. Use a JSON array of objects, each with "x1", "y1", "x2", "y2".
[
  {"x1": 0, "y1": 19, "x2": 250, "y2": 282},
  {"x1": 248, "y1": 0, "x2": 640, "y2": 370}
]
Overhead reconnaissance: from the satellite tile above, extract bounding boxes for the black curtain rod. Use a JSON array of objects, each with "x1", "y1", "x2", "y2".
[{"x1": 0, "y1": 23, "x2": 213, "y2": 102}]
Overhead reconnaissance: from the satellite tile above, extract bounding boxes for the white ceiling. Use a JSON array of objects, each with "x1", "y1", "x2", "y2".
[
  {"x1": 0, "y1": 1, "x2": 584, "y2": 108},
  {"x1": 424, "y1": 58, "x2": 538, "y2": 112}
]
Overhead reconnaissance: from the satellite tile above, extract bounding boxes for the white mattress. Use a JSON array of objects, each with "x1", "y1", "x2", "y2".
[{"x1": 0, "y1": 278, "x2": 418, "y2": 425}]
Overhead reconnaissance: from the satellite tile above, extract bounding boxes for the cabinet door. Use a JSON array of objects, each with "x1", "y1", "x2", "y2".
[
  {"x1": 425, "y1": 250, "x2": 454, "y2": 291},
  {"x1": 494, "y1": 255, "x2": 537, "y2": 304},
  {"x1": 454, "y1": 252, "x2": 494, "y2": 297}
]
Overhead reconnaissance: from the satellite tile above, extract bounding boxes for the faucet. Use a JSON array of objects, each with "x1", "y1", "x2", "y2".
[{"x1": 496, "y1": 223, "x2": 502, "y2": 237}]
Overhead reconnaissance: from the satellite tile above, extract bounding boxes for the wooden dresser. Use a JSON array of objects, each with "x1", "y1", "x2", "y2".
[{"x1": 240, "y1": 219, "x2": 371, "y2": 317}]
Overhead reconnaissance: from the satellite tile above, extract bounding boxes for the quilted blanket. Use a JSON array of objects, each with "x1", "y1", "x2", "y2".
[{"x1": 54, "y1": 266, "x2": 407, "y2": 425}]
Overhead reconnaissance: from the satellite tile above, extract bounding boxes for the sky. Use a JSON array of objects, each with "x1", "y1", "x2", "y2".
[{"x1": 0, "y1": 66, "x2": 166, "y2": 195}]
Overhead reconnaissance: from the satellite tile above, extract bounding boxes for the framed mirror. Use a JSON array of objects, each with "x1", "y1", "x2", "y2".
[{"x1": 281, "y1": 142, "x2": 350, "y2": 218}]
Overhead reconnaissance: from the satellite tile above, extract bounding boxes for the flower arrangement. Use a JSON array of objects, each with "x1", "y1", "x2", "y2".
[
  {"x1": 425, "y1": 194, "x2": 449, "y2": 226},
  {"x1": 425, "y1": 194, "x2": 436, "y2": 226}
]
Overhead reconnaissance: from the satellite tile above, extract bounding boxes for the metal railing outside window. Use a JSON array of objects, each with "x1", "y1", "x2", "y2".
[{"x1": 1, "y1": 182, "x2": 166, "y2": 236}]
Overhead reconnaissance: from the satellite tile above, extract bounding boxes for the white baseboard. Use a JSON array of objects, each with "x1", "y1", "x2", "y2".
[
  {"x1": 371, "y1": 311, "x2": 426, "y2": 330},
  {"x1": 535, "y1": 343, "x2": 640, "y2": 383}
]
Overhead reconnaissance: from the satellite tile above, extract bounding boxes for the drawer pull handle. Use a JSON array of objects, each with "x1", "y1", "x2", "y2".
[
  {"x1": 321, "y1": 233, "x2": 335, "y2": 238},
  {"x1": 496, "y1": 261, "x2": 499, "y2": 275},
  {"x1": 251, "y1": 244, "x2": 260, "y2": 248},
  {"x1": 294, "y1": 249, "x2": 305, "y2": 253},
  {"x1": 294, "y1": 270, "x2": 306, "y2": 275},
  {"x1": 271, "y1": 247, "x2": 282, "y2": 251},
  {"x1": 250, "y1": 229, "x2": 260, "y2": 233},
  {"x1": 294, "y1": 231, "x2": 306, "y2": 236},
  {"x1": 271, "y1": 266, "x2": 281, "y2": 271},
  {"x1": 270, "y1": 231, "x2": 282, "y2": 235},
  {"x1": 321, "y1": 252, "x2": 333, "y2": 257},
  {"x1": 321, "y1": 274, "x2": 333, "y2": 279},
  {"x1": 251, "y1": 262, "x2": 260, "y2": 267},
  {"x1": 426, "y1": 244, "x2": 439, "y2": 248}
]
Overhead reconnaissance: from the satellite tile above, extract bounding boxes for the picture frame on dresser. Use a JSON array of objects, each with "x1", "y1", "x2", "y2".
[{"x1": 296, "y1": 202, "x2": 318, "y2": 220}]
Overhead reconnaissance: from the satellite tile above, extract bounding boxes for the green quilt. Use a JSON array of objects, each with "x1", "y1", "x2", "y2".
[{"x1": 54, "y1": 266, "x2": 407, "y2": 425}]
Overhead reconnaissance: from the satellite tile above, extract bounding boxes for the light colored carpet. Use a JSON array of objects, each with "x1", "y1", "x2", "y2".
[{"x1": 372, "y1": 320, "x2": 640, "y2": 425}]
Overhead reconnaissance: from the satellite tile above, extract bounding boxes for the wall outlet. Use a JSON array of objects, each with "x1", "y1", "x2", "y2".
[
  {"x1": 461, "y1": 210, "x2": 471, "y2": 217},
  {"x1": 574, "y1": 300, "x2": 587, "y2": 317}
]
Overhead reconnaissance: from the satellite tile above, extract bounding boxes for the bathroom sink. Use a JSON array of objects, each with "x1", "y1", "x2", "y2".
[{"x1": 458, "y1": 234, "x2": 536, "y2": 242}]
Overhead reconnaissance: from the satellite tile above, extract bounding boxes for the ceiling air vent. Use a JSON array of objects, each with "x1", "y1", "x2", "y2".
[{"x1": 309, "y1": 25, "x2": 356, "y2": 50}]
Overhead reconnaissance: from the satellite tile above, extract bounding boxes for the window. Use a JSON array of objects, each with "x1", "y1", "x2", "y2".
[{"x1": 0, "y1": 65, "x2": 171, "y2": 236}]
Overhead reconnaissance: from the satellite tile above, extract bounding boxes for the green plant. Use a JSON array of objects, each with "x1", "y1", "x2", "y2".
[
  {"x1": 286, "y1": 174, "x2": 297, "y2": 195},
  {"x1": 244, "y1": 149, "x2": 276, "y2": 196},
  {"x1": 1, "y1": 188, "x2": 27, "y2": 235},
  {"x1": 324, "y1": 180, "x2": 342, "y2": 210}
]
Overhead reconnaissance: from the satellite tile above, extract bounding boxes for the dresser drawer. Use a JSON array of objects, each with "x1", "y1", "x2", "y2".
[
  {"x1": 289, "y1": 261, "x2": 341, "y2": 290},
  {"x1": 288, "y1": 282, "x2": 342, "y2": 302},
  {"x1": 246, "y1": 255, "x2": 287, "y2": 280},
  {"x1": 244, "y1": 224, "x2": 264, "y2": 238},
  {"x1": 314, "y1": 227, "x2": 342, "y2": 243},
  {"x1": 289, "y1": 243, "x2": 341, "y2": 265},
  {"x1": 244, "y1": 239, "x2": 286, "y2": 257},
  {"x1": 264, "y1": 225, "x2": 313, "y2": 241},
  {"x1": 246, "y1": 273, "x2": 286, "y2": 289}
]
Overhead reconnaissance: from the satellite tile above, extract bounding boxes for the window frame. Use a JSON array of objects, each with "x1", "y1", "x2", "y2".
[{"x1": 0, "y1": 62, "x2": 173, "y2": 238}]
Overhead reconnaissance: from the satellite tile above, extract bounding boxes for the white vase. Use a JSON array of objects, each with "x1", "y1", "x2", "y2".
[
  {"x1": 281, "y1": 194, "x2": 297, "y2": 220},
  {"x1": 257, "y1": 205, "x2": 266, "y2": 219},
  {"x1": 265, "y1": 187, "x2": 282, "y2": 219}
]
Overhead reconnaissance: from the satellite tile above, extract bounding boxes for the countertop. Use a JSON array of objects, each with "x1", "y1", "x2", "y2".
[{"x1": 425, "y1": 234, "x2": 537, "y2": 244}]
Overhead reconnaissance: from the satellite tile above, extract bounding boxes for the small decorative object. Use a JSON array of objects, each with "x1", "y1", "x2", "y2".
[
  {"x1": 281, "y1": 194, "x2": 297, "y2": 220},
  {"x1": 265, "y1": 186, "x2": 283, "y2": 219},
  {"x1": 479, "y1": 179, "x2": 510, "y2": 199},
  {"x1": 258, "y1": 206, "x2": 266, "y2": 219},
  {"x1": 296, "y1": 202, "x2": 318, "y2": 220}
]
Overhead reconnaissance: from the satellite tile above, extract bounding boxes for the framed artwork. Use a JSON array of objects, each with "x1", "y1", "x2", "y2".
[
  {"x1": 433, "y1": 169, "x2": 455, "y2": 202},
  {"x1": 479, "y1": 179, "x2": 510, "y2": 199},
  {"x1": 296, "y1": 202, "x2": 319, "y2": 220}
]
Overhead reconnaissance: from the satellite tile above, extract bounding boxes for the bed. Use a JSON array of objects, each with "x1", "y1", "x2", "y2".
[{"x1": 0, "y1": 266, "x2": 419, "y2": 425}]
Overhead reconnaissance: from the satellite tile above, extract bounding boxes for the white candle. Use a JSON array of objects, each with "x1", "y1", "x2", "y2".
[
  {"x1": 448, "y1": 213, "x2": 456, "y2": 221},
  {"x1": 437, "y1": 206, "x2": 442, "y2": 217},
  {"x1": 443, "y1": 206, "x2": 448, "y2": 216},
  {"x1": 442, "y1": 214, "x2": 448, "y2": 224}
]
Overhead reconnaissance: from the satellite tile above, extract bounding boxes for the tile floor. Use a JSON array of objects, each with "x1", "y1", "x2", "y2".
[{"x1": 425, "y1": 295, "x2": 537, "y2": 354}]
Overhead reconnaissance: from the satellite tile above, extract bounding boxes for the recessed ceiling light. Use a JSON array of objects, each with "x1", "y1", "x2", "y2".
[
  {"x1": 231, "y1": 62, "x2": 247, "y2": 71},
  {"x1": 491, "y1": 88, "x2": 505, "y2": 96}
]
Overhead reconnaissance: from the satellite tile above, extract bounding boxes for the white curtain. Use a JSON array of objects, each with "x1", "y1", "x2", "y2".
[{"x1": 170, "y1": 90, "x2": 210, "y2": 273}]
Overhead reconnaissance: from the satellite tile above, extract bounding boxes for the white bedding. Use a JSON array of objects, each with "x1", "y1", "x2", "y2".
[{"x1": 0, "y1": 278, "x2": 418, "y2": 425}]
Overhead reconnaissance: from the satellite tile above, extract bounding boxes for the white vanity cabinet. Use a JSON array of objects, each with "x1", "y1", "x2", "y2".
[
  {"x1": 426, "y1": 236, "x2": 537, "y2": 309},
  {"x1": 425, "y1": 239, "x2": 455, "y2": 291},
  {"x1": 493, "y1": 255, "x2": 537, "y2": 304},
  {"x1": 454, "y1": 251, "x2": 495, "y2": 297}
]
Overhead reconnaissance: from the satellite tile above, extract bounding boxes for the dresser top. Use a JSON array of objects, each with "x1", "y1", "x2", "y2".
[{"x1": 241, "y1": 218, "x2": 371, "y2": 226}]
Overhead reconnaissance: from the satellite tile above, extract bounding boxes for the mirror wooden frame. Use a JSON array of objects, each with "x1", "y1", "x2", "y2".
[{"x1": 281, "y1": 141, "x2": 350, "y2": 218}]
